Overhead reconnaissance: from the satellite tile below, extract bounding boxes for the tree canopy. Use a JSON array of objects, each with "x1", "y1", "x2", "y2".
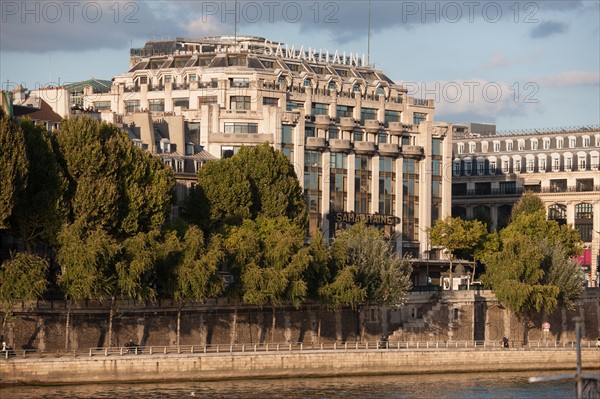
[{"x1": 185, "y1": 143, "x2": 306, "y2": 233}]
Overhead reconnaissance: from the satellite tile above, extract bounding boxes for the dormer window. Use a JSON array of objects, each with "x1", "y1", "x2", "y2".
[{"x1": 457, "y1": 143, "x2": 464, "y2": 154}]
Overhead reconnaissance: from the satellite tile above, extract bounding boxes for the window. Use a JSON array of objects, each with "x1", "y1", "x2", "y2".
[
  {"x1": 549, "y1": 179, "x2": 567, "y2": 192},
  {"x1": 312, "y1": 103, "x2": 328, "y2": 116},
  {"x1": 163, "y1": 75, "x2": 172, "y2": 84},
  {"x1": 328, "y1": 127, "x2": 339, "y2": 139},
  {"x1": 224, "y1": 122, "x2": 258, "y2": 134},
  {"x1": 221, "y1": 145, "x2": 241, "y2": 158},
  {"x1": 413, "y1": 112, "x2": 427, "y2": 125},
  {"x1": 502, "y1": 160, "x2": 510, "y2": 173},
  {"x1": 548, "y1": 204, "x2": 567, "y2": 225},
  {"x1": 552, "y1": 157, "x2": 560, "y2": 172},
  {"x1": 526, "y1": 158, "x2": 535, "y2": 172},
  {"x1": 337, "y1": 105, "x2": 353, "y2": 118},
  {"x1": 514, "y1": 159, "x2": 521, "y2": 173},
  {"x1": 575, "y1": 203, "x2": 593, "y2": 242},
  {"x1": 499, "y1": 181, "x2": 516, "y2": 194},
  {"x1": 464, "y1": 160, "x2": 472, "y2": 176},
  {"x1": 578, "y1": 156, "x2": 586, "y2": 170},
  {"x1": 286, "y1": 63, "x2": 300, "y2": 71},
  {"x1": 282, "y1": 125, "x2": 294, "y2": 144},
  {"x1": 361, "y1": 107, "x2": 378, "y2": 122},
  {"x1": 188, "y1": 74, "x2": 197, "y2": 82},
  {"x1": 198, "y1": 96, "x2": 218, "y2": 105},
  {"x1": 493, "y1": 141, "x2": 500, "y2": 152},
  {"x1": 576, "y1": 178, "x2": 594, "y2": 192},
  {"x1": 518, "y1": 140, "x2": 525, "y2": 151},
  {"x1": 489, "y1": 160, "x2": 497, "y2": 174},
  {"x1": 506, "y1": 141, "x2": 513, "y2": 151},
  {"x1": 477, "y1": 160, "x2": 485, "y2": 175},
  {"x1": 353, "y1": 131, "x2": 363, "y2": 142},
  {"x1": 378, "y1": 133, "x2": 387, "y2": 144},
  {"x1": 305, "y1": 127, "x2": 315, "y2": 138},
  {"x1": 583, "y1": 136, "x2": 590, "y2": 147},
  {"x1": 543, "y1": 138, "x2": 550, "y2": 149},
  {"x1": 263, "y1": 97, "x2": 278, "y2": 106},
  {"x1": 469, "y1": 143, "x2": 476, "y2": 153},
  {"x1": 230, "y1": 96, "x2": 251, "y2": 110},
  {"x1": 569, "y1": 137, "x2": 576, "y2": 148},
  {"x1": 384, "y1": 110, "x2": 400, "y2": 123},
  {"x1": 565, "y1": 157, "x2": 572, "y2": 171},
  {"x1": 228, "y1": 57, "x2": 246, "y2": 66},
  {"x1": 173, "y1": 98, "x2": 189, "y2": 109},
  {"x1": 125, "y1": 100, "x2": 140, "y2": 113},
  {"x1": 556, "y1": 138, "x2": 563, "y2": 149},
  {"x1": 531, "y1": 139, "x2": 538, "y2": 150},
  {"x1": 453, "y1": 161, "x2": 461, "y2": 176},
  {"x1": 457, "y1": 143, "x2": 464, "y2": 154},
  {"x1": 94, "y1": 101, "x2": 111, "y2": 110},
  {"x1": 591, "y1": 154, "x2": 599, "y2": 170},
  {"x1": 148, "y1": 99, "x2": 164, "y2": 112},
  {"x1": 539, "y1": 157, "x2": 547, "y2": 172}
]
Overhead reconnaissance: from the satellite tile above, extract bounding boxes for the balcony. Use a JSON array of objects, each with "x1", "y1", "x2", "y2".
[
  {"x1": 388, "y1": 122, "x2": 404, "y2": 135},
  {"x1": 314, "y1": 115, "x2": 332, "y2": 129},
  {"x1": 339, "y1": 117, "x2": 356, "y2": 130},
  {"x1": 305, "y1": 137, "x2": 327, "y2": 151},
  {"x1": 329, "y1": 139, "x2": 352, "y2": 153},
  {"x1": 540, "y1": 185, "x2": 600, "y2": 194},
  {"x1": 364, "y1": 119, "x2": 381, "y2": 133},
  {"x1": 402, "y1": 145, "x2": 424, "y2": 159},
  {"x1": 454, "y1": 187, "x2": 525, "y2": 197},
  {"x1": 354, "y1": 141, "x2": 377, "y2": 155},
  {"x1": 378, "y1": 143, "x2": 400, "y2": 157}
]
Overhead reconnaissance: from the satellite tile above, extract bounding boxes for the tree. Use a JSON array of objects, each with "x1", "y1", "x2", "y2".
[
  {"x1": 481, "y1": 208, "x2": 584, "y2": 344},
  {"x1": 185, "y1": 143, "x2": 306, "y2": 233},
  {"x1": 10, "y1": 118, "x2": 67, "y2": 251},
  {"x1": 56, "y1": 116, "x2": 175, "y2": 238},
  {"x1": 161, "y1": 226, "x2": 225, "y2": 346},
  {"x1": 225, "y1": 216, "x2": 309, "y2": 342},
  {"x1": 0, "y1": 110, "x2": 28, "y2": 229},
  {"x1": 511, "y1": 191, "x2": 545, "y2": 221},
  {"x1": 56, "y1": 222, "x2": 118, "y2": 349},
  {"x1": 428, "y1": 216, "x2": 488, "y2": 289},
  {"x1": 0, "y1": 252, "x2": 48, "y2": 333},
  {"x1": 329, "y1": 223, "x2": 412, "y2": 307}
]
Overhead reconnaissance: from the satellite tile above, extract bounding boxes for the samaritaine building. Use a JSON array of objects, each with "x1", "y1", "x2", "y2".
[
  {"x1": 451, "y1": 123, "x2": 600, "y2": 287},
  {"x1": 84, "y1": 36, "x2": 453, "y2": 285}
]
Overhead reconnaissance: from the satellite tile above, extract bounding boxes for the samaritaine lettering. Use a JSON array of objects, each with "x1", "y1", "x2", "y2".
[
  {"x1": 334, "y1": 212, "x2": 398, "y2": 226},
  {"x1": 263, "y1": 39, "x2": 364, "y2": 67}
]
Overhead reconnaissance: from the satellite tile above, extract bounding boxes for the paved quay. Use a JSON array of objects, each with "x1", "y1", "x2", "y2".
[{"x1": 2, "y1": 343, "x2": 599, "y2": 385}]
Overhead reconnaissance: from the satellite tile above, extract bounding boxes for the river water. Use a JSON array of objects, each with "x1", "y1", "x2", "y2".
[{"x1": 0, "y1": 372, "x2": 579, "y2": 398}]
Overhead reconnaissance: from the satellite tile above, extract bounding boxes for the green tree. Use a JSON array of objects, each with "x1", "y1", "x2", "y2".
[
  {"x1": 56, "y1": 222, "x2": 118, "y2": 349},
  {"x1": 56, "y1": 116, "x2": 175, "y2": 238},
  {"x1": 329, "y1": 223, "x2": 412, "y2": 306},
  {"x1": 0, "y1": 252, "x2": 48, "y2": 333},
  {"x1": 481, "y1": 209, "x2": 584, "y2": 344},
  {"x1": 10, "y1": 118, "x2": 67, "y2": 251},
  {"x1": 162, "y1": 226, "x2": 225, "y2": 345},
  {"x1": 185, "y1": 143, "x2": 306, "y2": 232},
  {"x1": 511, "y1": 191, "x2": 545, "y2": 221},
  {"x1": 0, "y1": 110, "x2": 28, "y2": 229},
  {"x1": 225, "y1": 216, "x2": 309, "y2": 342},
  {"x1": 428, "y1": 216, "x2": 488, "y2": 289}
]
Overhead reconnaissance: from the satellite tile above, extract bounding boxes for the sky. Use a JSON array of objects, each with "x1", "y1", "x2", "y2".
[{"x1": 1, "y1": 0, "x2": 599, "y2": 131}]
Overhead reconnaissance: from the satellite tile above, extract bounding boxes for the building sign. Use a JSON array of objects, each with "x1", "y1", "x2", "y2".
[
  {"x1": 333, "y1": 212, "x2": 399, "y2": 226},
  {"x1": 262, "y1": 39, "x2": 366, "y2": 67}
]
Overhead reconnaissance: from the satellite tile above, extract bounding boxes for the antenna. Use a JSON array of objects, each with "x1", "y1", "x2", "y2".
[
  {"x1": 367, "y1": 0, "x2": 371, "y2": 66},
  {"x1": 234, "y1": 0, "x2": 238, "y2": 45}
]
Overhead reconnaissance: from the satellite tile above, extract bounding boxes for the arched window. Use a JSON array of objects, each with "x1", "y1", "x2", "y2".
[{"x1": 548, "y1": 204, "x2": 567, "y2": 225}]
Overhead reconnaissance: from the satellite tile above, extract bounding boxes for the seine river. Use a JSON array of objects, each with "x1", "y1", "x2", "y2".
[{"x1": 0, "y1": 372, "x2": 578, "y2": 399}]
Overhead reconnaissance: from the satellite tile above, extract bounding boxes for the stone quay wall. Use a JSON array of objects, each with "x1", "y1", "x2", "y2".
[
  {"x1": 2, "y1": 348, "x2": 599, "y2": 385},
  {"x1": 1, "y1": 290, "x2": 599, "y2": 353}
]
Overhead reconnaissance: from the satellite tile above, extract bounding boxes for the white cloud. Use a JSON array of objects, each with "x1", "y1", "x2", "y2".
[{"x1": 534, "y1": 71, "x2": 600, "y2": 88}]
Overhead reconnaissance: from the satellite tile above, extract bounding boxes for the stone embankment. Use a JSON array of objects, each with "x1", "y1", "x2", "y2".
[{"x1": 2, "y1": 347, "x2": 599, "y2": 385}]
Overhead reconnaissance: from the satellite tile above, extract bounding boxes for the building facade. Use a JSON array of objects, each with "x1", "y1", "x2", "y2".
[
  {"x1": 81, "y1": 36, "x2": 453, "y2": 282},
  {"x1": 451, "y1": 124, "x2": 600, "y2": 287}
]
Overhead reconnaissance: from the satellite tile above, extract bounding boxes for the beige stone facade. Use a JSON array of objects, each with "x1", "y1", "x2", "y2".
[
  {"x1": 83, "y1": 36, "x2": 453, "y2": 267},
  {"x1": 451, "y1": 124, "x2": 600, "y2": 287}
]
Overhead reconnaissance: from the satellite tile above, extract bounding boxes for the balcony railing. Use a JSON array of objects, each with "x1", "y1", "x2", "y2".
[
  {"x1": 541, "y1": 185, "x2": 600, "y2": 193},
  {"x1": 453, "y1": 187, "x2": 524, "y2": 197}
]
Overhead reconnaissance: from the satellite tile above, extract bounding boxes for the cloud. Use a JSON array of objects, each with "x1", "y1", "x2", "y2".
[
  {"x1": 400, "y1": 79, "x2": 541, "y2": 121},
  {"x1": 534, "y1": 71, "x2": 600, "y2": 87},
  {"x1": 482, "y1": 51, "x2": 542, "y2": 70},
  {"x1": 529, "y1": 21, "x2": 568, "y2": 39},
  {"x1": 0, "y1": 1, "x2": 588, "y2": 53}
]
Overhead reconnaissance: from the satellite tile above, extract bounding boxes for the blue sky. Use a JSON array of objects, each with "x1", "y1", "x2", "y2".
[{"x1": 1, "y1": 0, "x2": 598, "y2": 130}]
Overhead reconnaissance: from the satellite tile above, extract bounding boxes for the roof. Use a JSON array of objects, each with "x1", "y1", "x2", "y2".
[
  {"x1": 13, "y1": 99, "x2": 62, "y2": 122},
  {"x1": 64, "y1": 79, "x2": 112, "y2": 94}
]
